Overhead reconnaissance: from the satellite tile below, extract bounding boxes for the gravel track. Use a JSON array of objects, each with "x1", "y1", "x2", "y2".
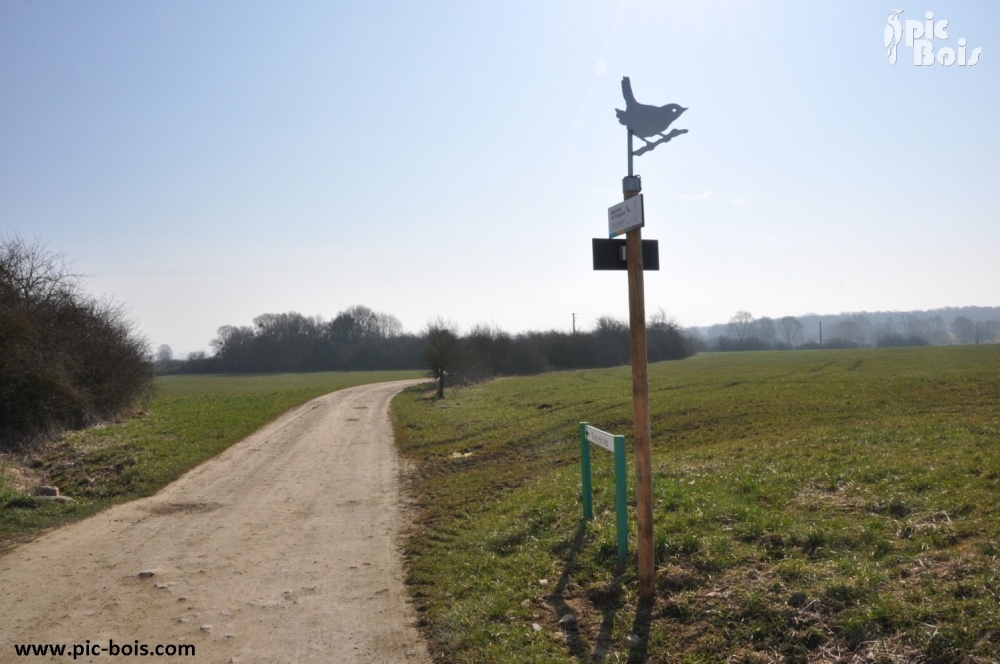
[{"x1": 0, "y1": 379, "x2": 432, "y2": 663}]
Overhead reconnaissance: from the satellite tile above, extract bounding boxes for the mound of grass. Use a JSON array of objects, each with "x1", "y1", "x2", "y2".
[
  {"x1": 393, "y1": 346, "x2": 1000, "y2": 662},
  {"x1": 1, "y1": 370, "x2": 424, "y2": 549}
]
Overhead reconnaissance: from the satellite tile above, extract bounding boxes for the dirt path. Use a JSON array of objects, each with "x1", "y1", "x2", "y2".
[{"x1": 0, "y1": 379, "x2": 432, "y2": 663}]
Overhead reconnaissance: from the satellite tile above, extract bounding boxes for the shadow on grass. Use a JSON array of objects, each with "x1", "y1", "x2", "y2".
[
  {"x1": 546, "y1": 519, "x2": 650, "y2": 663},
  {"x1": 625, "y1": 597, "x2": 653, "y2": 664}
]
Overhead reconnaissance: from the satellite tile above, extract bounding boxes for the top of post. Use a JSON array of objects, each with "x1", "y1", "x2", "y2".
[{"x1": 623, "y1": 174, "x2": 641, "y2": 198}]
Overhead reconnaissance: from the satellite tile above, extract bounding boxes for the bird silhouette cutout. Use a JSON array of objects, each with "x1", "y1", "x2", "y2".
[
  {"x1": 885, "y1": 10, "x2": 904, "y2": 65},
  {"x1": 615, "y1": 77, "x2": 688, "y2": 155}
]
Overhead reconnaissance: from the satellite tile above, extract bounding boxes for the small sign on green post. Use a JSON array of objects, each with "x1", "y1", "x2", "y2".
[{"x1": 579, "y1": 422, "x2": 628, "y2": 562}]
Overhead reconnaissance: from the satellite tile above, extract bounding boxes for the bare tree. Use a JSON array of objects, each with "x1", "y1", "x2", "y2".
[
  {"x1": 424, "y1": 317, "x2": 462, "y2": 395},
  {"x1": 465, "y1": 322, "x2": 513, "y2": 379},
  {"x1": 755, "y1": 317, "x2": 776, "y2": 346},
  {"x1": 832, "y1": 319, "x2": 864, "y2": 346},
  {"x1": 328, "y1": 305, "x2": 401, "y2": 342},
  {"x1": 156, "y1": 344, "x2": 173, "y2": 364},
  {"x1": 928, "y1": 316, "x2": 949, "y2": 345},
  {"x1": 344, "y1": 305, "x2": 380, "y2": 338},
  {"x1": 375, "y1": 312, "x2": 403, "y2": 339},
  {"x1": 649, "y1": 307, "x2": 672, "y2": 328},
  {"x1": 951, "y1": 316, "x2": 976, "y2": 344},
  {"x1": 210, "y1": 324, "x2": 255, "y2": 368},
  {"x1": 873, "y1": 316, "x2": 898, "y2": 343},
  {"x1": 979, "y1": 320, "x2": 1000, "y2": 344},
  {"x1": 727, "y1": 311, "x2": 755, "y2": 344},
  {"x1": 0, "y1": 235, "x2": 81, "y2": 307},
  {"x1": 899, "y1": 314, "x2": 929, "y2": 342},
  {"x1": 776, "y1": 316, "x2": 804, "y2": 347}
]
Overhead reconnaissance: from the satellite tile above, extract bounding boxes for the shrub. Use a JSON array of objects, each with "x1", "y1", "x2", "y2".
[{"x1": 0, "y1": 236, "x2": 154, "y2": 448}]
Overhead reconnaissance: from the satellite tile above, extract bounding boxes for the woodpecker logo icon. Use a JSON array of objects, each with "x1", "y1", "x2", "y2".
[{"x1": 885, "y1": 10, "x2": 904, "y2": 65}]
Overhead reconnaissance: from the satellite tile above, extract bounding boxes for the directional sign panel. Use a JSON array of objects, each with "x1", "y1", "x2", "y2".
[
  {"x1": 592, "y1": 238, "x2": 659, "y2": 271},
  {"x1": 608, "y1": 194, "x2": 644, "y2": 238},
  {"x1": 584, "y1": 425, "x2": 616, "y2": 453}
]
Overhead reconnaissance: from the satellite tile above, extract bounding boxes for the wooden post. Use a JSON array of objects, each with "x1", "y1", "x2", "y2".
[
  {"x1": 436, "y1": 368, "x2": 444, "y2": 398},
  {"x1": 613, "y1": 434, "x2": 629, "y2": 564},
  {"x1": 624, "y1": 185, "x2": 655, "y2": 602}
]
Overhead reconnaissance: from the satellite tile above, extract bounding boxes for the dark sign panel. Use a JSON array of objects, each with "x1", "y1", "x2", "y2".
[{"x1": 592, "y1": 238, "x2": 659, "y2": 271}]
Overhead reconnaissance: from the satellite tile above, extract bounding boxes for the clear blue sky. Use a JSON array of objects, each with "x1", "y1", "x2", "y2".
[{"x1": 3, "y1": 1, "x2": 997, "y2": 355}]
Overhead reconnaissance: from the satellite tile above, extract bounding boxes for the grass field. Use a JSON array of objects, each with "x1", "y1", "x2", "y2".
[
  {"x1": 392, "y1": 346, "x2": 1000, "y2": 663},
  {"x1": 0, "y1": 370, "x2": 424, "y2": 548}
]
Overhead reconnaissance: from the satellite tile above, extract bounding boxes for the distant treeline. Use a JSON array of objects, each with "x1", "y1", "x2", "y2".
[
  {"x1": 162, "y1": 306, "x2": 696, "y2": 380},
  {"x1": 424, "y1": 312, "x2": 695, "y2": 384},
  {"x1": 692, "y1": 309, "x2": 1000, "y2": 352},
  {"x1": 173, "y1": 306, "x2": 423, "y2": 374}
]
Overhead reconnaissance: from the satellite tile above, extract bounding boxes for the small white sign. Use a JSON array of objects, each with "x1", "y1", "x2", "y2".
[
  {"x1": 585, "y1": 425, "x2": 617, "y2": 453},
  {"x1": 608, "y1": 194, "x2": 644, "y2": 238}
]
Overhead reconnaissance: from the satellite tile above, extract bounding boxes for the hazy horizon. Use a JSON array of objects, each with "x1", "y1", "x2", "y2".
[{"x1": 4, "y1": 2, "x2": 997, "y2": 356}]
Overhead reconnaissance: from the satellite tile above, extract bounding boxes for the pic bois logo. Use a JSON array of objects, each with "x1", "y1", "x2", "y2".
[{"x1": 885, "y1": 10, "x2": 982, "y2": 66}]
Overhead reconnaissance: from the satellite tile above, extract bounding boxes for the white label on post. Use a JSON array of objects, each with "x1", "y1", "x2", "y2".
[
  {"x1": 585, "y1": 426, "x2": 616, "y2": 453},
  {"x1": 608, "y1": 194, "x2": 644, "y2": 238}
]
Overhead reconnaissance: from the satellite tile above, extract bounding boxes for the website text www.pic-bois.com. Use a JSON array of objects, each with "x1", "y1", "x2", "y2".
[{"x1": 13, "y1": 639, "x2": 195, "y2": 659}]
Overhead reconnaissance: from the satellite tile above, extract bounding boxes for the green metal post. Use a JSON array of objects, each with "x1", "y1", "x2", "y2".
[
  {"x1": 614, "y1": 434, "x2": 628, "y2": 562},
  {"x1": 579, "y1": 422, "x2": 593, "y2": 520}
]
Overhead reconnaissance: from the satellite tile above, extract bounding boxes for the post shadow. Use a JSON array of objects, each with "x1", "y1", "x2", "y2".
[
  {"x1": 546, "y1": 519, "x2": 634, "y2": 663},
  {"x1": 625, "y1": 595, "x2": 654, "y2": 664},
  {"x1": 546, "y1": 520, "x2": 590, "y2": 660}
]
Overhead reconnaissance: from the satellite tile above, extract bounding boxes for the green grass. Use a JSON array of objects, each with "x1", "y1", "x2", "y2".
[
  {"x1": 392, "y1": 346, "x2": 1000, "y2": 663},
  {"x1": 0, "y1": 370, "x2": 424, "y2": 548}
]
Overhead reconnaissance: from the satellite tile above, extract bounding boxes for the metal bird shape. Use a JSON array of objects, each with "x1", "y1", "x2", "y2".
[{"x1": 615, "y1": 76, "x2": 687, "y2": 144}]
